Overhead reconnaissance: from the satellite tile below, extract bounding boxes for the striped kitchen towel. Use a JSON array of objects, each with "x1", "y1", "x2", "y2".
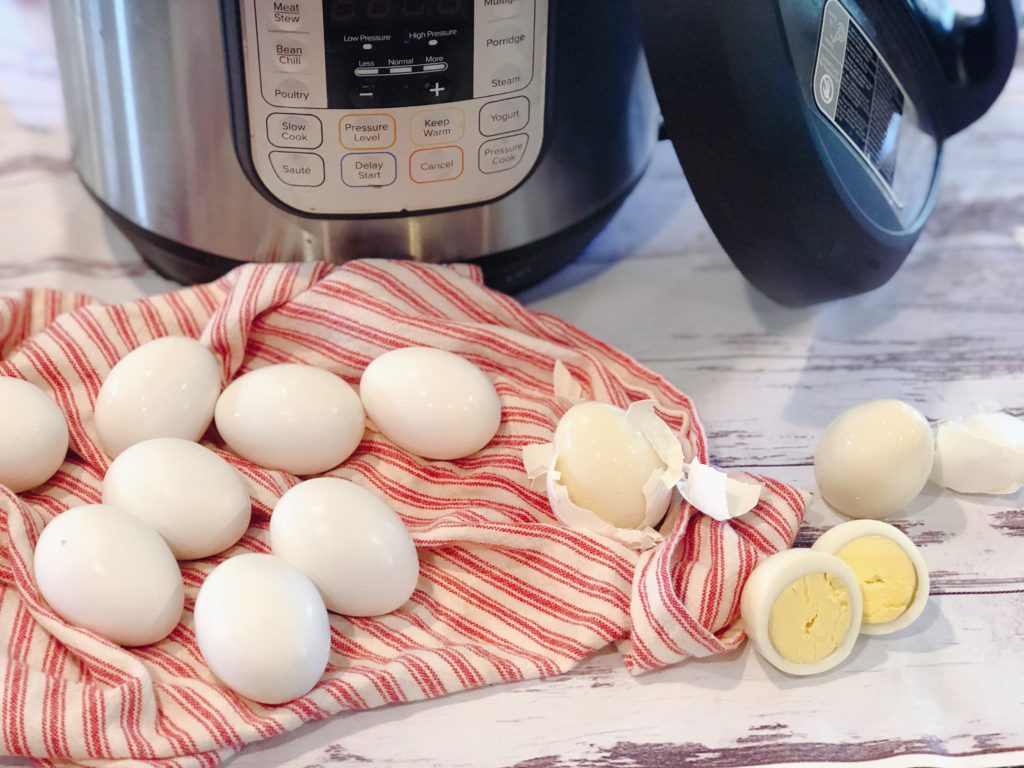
[{"x1": 0, "y1": 260, "x2": 805, "y2": 767}]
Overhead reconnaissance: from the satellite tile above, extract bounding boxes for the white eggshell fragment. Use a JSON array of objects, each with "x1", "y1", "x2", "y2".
[
  {"x1": 95, "y1": 336, "x2": 221, "y2": 458},
  {"x1": 102, "y1": 438, "x2": 252, "y2": 560},
  {"x1": 0, "y1": 377, "x2": 69, "y2": 493},
  {"x1": 215, "y1": 364, "x2": 365, "y2": 476},
  {"x1": 740, "y1": 548, "x2": 863, "y2": 676},
  {"x1": 194, "y1": 554, "x2": 331, "y2": 704},
  {"x1": 360, "y1": 347, "x2": 501, "y2": 461},
  {"x1": 814, "y1": 400, "x2": 934, "y2": 520},
  {"x1": 930, "y1": 412, "x2": 1024, "y2": 495},
  {"x1": 33, "y1": 505, "x2": 184, "y2": 646},
  {"x1": 812, "y1": 519, "x2": 929, "y2": 636},
  {"x1": 271, "y1": 478, "x2": 419, "y2": 616}
]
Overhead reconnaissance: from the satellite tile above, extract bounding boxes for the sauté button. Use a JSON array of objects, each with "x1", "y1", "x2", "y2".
[
  {"x1": 479, "y1": 96, "x2": 529, "y2": 136},
  {"x1": 339, "y1": 114, "x2": 396, "y2": 150},
  {"x1": 269, "y1": 151, "x2": 325, "y2": 186},
  {"x1": 479, "y1": 133, "x2": 529, "y2": 174},
  {"x1": 411, "y1": 108, "x2": 465, "y2": 145},
  {"x1": 410, "y1": 146, "x2": 464, "y2": 183},
  {"x1": 267, "y1": 113, "x2": 323, "y2": 149},
  {"x1": 341, "y1": 153, "x2": 397, "y2": 187}
]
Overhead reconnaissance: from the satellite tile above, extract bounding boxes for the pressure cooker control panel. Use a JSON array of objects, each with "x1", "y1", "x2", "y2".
[{"x1": 234, "y1": 0, "x2": 548, "y2": 215}]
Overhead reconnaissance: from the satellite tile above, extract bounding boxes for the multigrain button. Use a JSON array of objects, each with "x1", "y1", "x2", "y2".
[
  {"x1": 269, "y1": 151, "x2": 324, "y2": 186},
  {"x1": 479, "y1": 96, "x2": 529, "y2": 136},
  {"x1": 270, "y1": 37, "x2": 311, "y2": 73},
  {"x1": 410, "y1": 146, "x2": 464, "y2": 183},
  {"x1": 411, "y1": 108, "x2": 465, "y2": 145},
  {"x1": 479, "y1": 0, "x2": 530, "y2": 20},
  {"x1": 479, "y1": 133, "x2": 529, "y2": 173},
  {"x1": 341, "y1": 153, "x2": 397, "y2": 187},
  {"x1": 339, "y1": 114, "x2": 396, "y2": 149},
  {"x1": 256, "y1": 0, "x2": 317, "y2": 32},
  {"x1": 267, "y1": 113, "x2": 323, "y2": 149}
]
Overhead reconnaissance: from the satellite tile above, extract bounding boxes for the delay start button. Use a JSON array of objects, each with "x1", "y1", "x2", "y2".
[
  {"x1": 342, "y1": 152, "x2": 397, "y2": 187},
  {"x1": 267, "y1": 113, "x2": 323, "y2": 149},
  {"x1": 339, "y1": 114, "x2": 396, "y2": 150},
  {"x1": 269, "y1": 151, "x2": 325, "y2": 187},
  {"x1": 479, "y1": 133, "x2": 529, "y2": 174}
]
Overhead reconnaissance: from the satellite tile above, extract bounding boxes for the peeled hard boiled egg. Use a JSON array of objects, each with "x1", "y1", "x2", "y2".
[
  {"x1": 95, "y1": 336, "x2": 222, "y2": 457},
  {"x1": 552, "y1": 401, "x2": 668, "y2": 529},
  {"x1": 214, "y1": 364, "x2": 365, "y2": 476},
  {"x1": 270, "y1": 478, "x2": 419, "y2": 616},
  {"x1": 33, "y1": 505, "x2": 184, "y2": 646},
  {"x1": 740, "y1": 548, "x2": 862, "y2": 676},
  {"x1": 0, "y1": 377, "x2": 69, "y2": 493},
  {"x1": 360, "y1": 347, "x2": 501, "y2": 460},
  {"x1": 812, "y1": 519, "x2": 929, "y2": 636},
  {"x1": 102, "y1": 438, "x2": 252, "y2": 560},
  {"x1": 194, "y1": 553, "x2": 331, "y2": 704},
  {"x1": 814, "y1": 400, "x2": 934, "y2": 520}
]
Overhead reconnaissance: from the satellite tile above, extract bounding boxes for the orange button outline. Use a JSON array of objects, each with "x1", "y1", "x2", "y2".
[
  {"x1": 410, "y1": 107, "x2": 466, "y2": 146},
  {"x1": 338, "y1": 113, "x2": 397, "y2": 150},
  {"x1": 409, "y1": 145, "x2": 465, "y2": 184}
]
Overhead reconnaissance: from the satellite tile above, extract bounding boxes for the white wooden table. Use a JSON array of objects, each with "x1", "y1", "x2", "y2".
[{"x1": 2, "y1": 2, "x2": 1023, "y2": 766}]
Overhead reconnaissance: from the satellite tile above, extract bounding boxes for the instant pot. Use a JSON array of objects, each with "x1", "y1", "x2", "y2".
[{"x1": 51, "y1": 0, "x2": 1019, "y2": 305}]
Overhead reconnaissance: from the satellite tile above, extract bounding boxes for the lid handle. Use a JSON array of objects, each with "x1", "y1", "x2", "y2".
[{"x1": 919, "y1": 0, "x2": 1021, "y2": 137}]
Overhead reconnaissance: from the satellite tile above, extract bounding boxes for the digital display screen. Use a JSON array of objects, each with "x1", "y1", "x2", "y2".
[{"x1": 327, "y1": 0, "x2": 468, "y2": 23}]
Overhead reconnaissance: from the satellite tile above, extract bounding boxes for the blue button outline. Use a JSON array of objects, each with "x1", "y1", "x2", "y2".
[{"x1": 341, "y1": 152, "x2": 398, "y2": 188}]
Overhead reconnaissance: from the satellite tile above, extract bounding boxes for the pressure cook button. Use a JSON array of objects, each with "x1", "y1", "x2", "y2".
[
  {"x1": 479, "y1": 0, "x2": 530, "y2": 20},
  {"x1": 267, "y1": 113, "x2": 323, "y2": 149},
  {"x1": 487, "y1": 62, "x2": 527, "y2": 94},
  {"x1": 271, "y1": 37, "x2": 311, "y2": 73},
  {"x1": 256, "y1": 0, "x2": 316, "y2": 32},
  {"x1": 479, "y1": 133, "x2": 529, "y2": 174},
  {"x1": 269, "y1": 151, "x2": 325, "y2": 186},
  {"x1": 266, "y1": 75, "x2": 316, "y2": 107},
  {"x1": 410, "y1": 146, "x2": 464, "y2": 183},
  {"x1": 339, "y1": 114, "x2": 396, "y2": 150},
  {"x1": 479, "y1": 96, "x2": 529, "y2": 136},
  {"x1": 411, "y1": 108, "x2": 465, "y2": 145},
  {"x1": 341, "y1": 152, "x2": 397, "y2": 187}
]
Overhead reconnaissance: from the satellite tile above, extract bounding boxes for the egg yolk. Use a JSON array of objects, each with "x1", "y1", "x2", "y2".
[
  {"x1": 835, "y1": 535, "x2": 917, "y2": 625},
  {"x1": 769, "y1": 572, "x2": 852, "y2": 664}
]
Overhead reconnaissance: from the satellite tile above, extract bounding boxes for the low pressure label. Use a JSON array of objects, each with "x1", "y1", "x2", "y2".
[{"x1": 814, "y1": 0, "x2": 908, "y2": 198}]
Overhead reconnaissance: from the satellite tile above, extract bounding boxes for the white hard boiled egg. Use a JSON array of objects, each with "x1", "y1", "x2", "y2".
[
  {"x1": 95, "y1": 336, "x2": 222, "y2": 458},
  {"x1": 814, "y1": 400, "x2": 934, "y2": 520},
  {"x1": 270, "y1": 478, "x2": 419, "y2": 617},
  {"x1": 33, "y1": 504, "x2": 184, "y2": 646},
  {"x1": 740, "y1": 548, "x2": 862, "y2": 676},
  {"x1": 0, "y1": 377, "x2": 69, "y2": 493},
  {"x1": 102, "y1": 438, "x2": 252, "y2": 560},
  {"x1": 214, "y1": 364, "x2": 365, "y2": 476},
  {"x1": 360, "y1": 347, "x2": 501, "y2": 461},
  {"x1": 193, "y1": 553, "x2": 331, "y2": 704},
  {"x1": 812, "y1": 519, "x2": 929, "y2": 636}
]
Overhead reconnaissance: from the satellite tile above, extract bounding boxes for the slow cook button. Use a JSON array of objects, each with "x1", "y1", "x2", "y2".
[
  {"x1": 410, "y1": 146, "x2": 464, "y2": 183},
  {"x1": 342, "y1": 152, "x2": 397, "y2": 187},
  {"x1": 479, "y1": 96, "x2": 529, "y2": 136},
  {"x1": 256, "y1": 0, "x2": 317, "y2": 32},
  {"x1": 269, "y1": 151, "x2": 325, "y2": 186},
  {"x1": 411, "y1": 108, "x2": 465, "y2": 146},
  {"x1": 339, "y1": 114, "x2": 396, "y2": 150},
  {"x1": 479, "y1": 133, "x2": 529, "y2": 174},
  {"x1": 267, "y1": 113, "x2": 323, "y2": 149}
]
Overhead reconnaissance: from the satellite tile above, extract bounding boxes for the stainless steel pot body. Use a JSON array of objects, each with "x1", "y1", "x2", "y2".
[{"x1": 51, "y1": 0, "x2": 660, "y2": 282}]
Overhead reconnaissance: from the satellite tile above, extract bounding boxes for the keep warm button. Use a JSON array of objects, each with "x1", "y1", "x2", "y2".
[
  {"x1": 410, "y1": 146, "x2": 464, "y2": 183},
  {"x1": 269, "y1": 151, "x2": 324, "y2": 186},
  {"x1": 342, "y1": 152, "x2": 397, "y2": 187},
  {"x1": 479, "y1": 133, "x2": 529, "y2": 174}
]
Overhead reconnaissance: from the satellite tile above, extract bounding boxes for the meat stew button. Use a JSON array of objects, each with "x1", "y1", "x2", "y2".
[
  {"x1": 479, "y1": 133, "x2": 529, "y2": 174},
  {"x1": 410, "y1": 147, "x2": 464, "y2": 183},
  {"x1": 269, "y1": 151, "x2": 325, "y2": 186},
  {"x1": 342, "y1": 153, "x2": 397, "y2": 187}
]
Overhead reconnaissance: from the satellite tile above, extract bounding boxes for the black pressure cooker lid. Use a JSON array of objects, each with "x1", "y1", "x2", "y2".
[{"x1": 637, "y1": 0, "x2": 1019, "y2": 306}]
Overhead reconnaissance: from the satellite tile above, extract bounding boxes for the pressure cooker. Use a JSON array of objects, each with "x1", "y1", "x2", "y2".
[{"x1": 51, "y1": 0, "x2": 1019, "y2": 305}]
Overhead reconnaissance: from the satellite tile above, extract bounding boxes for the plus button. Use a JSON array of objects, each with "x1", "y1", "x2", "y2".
[{"x1": 429, "y1": 81, "x2": 446, "y2": 97}]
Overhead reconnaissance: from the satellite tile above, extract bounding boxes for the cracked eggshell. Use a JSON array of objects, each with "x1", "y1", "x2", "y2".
[
  {"x1": 740, "y1": 548, "x2": 862, "y2": 676},
  {"x1": 930, "y1": 412, "x2": 1024, "y2": 495},
  {"x1": 812, "y1": 519, "x2": 929, "y2": 637},
  {"x1": 523, "y1": 400, "x2": 683, "y2": 551}
]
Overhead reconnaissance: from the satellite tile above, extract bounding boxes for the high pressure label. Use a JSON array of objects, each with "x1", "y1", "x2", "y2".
[{"x1": 814, "y1": 0, "x2": 908, "y2": 200}]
